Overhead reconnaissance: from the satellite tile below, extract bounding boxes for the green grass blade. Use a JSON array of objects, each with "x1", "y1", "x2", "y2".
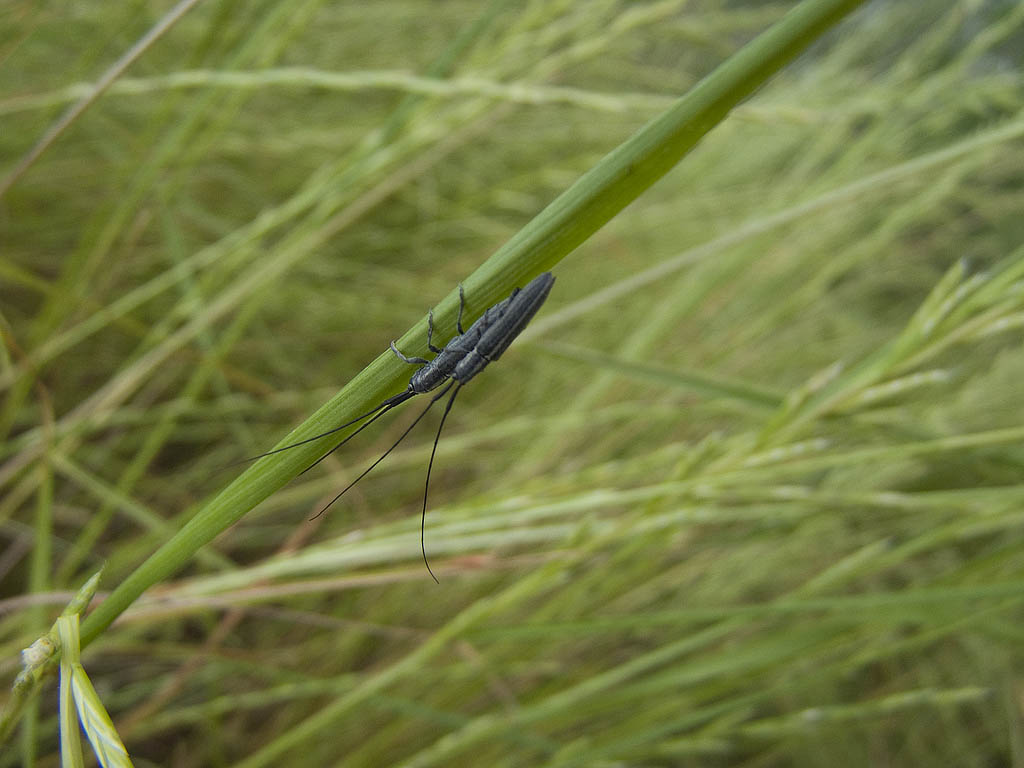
[
  {"x1": 78, "y1": 0, "x2": 868, "y2": 651},
  {"x1": 56, "y1": 615, "x2": 134, "y2": 768}
]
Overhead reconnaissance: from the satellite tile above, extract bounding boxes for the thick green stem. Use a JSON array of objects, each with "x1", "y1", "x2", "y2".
[{"x1": 80, "y1": 0, "x2": 867, "y2": 650}]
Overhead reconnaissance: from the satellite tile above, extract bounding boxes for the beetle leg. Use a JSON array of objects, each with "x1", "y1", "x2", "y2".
[
  {"x1": 390, "y1": 341, "x2": 429, "y2": 365},
  {"x1": 427, "y1": 309, "x2": 442, "y2": 353},
  {"x1": 456, "y1": 284, "x2": 466, "y2": 335}
]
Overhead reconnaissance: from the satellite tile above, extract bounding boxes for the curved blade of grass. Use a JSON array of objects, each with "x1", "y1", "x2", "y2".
[
  {"x1": 77, "y1": 0, "x2": 868, "y2": 654},
  {"x1": 57, "y1": 615, "x2": 134, "y2": 768}
]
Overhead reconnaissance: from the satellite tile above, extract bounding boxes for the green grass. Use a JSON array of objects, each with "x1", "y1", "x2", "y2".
[{"x1": 3, "y1": 0, "x2": 1024, "y2": 765}]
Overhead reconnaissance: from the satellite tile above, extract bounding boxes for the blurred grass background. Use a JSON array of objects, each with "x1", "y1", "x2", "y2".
[{"x1": 3, "y1": 0, "x2": 1024, "y2": 765}]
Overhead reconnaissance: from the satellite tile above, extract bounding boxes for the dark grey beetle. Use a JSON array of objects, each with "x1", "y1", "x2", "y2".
[
  {"x1": 247, "y1": 272, "x2": 555, "y2": 581},
  {"x1": 396, "y1": 271, "x2": 555, "y2": 392}
]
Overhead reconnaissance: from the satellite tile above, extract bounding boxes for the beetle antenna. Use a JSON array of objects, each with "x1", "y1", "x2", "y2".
[
  {"x1": 421, "y1": 383, "x2": 461, "y2": 584},
  {"x1": 223, "y1": 389, "x2": 415, "y2": 470},
  {"x1": 310, "y1": 381, "x2": 454, "y2": 521},
  {"x1": 299, "y1": 392, "x2": 413, "y2": 476}
]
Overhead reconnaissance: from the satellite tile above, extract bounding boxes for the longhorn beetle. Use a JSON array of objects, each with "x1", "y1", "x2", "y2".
[{"x1": 244, "y1": 272, "x2": 556, "y2": 581}]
